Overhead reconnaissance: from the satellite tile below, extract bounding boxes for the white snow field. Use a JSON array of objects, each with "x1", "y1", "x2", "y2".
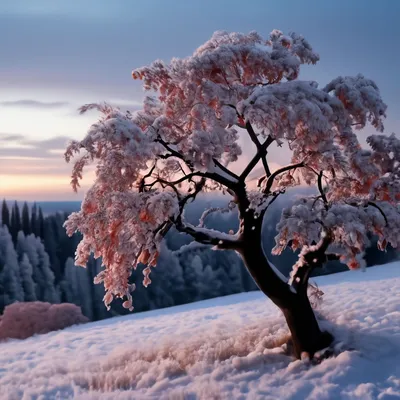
[{"x1": 0, "y1": 262, "x2": 399, "y2": 400}]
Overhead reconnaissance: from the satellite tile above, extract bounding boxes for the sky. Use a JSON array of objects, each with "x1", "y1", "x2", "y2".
[{"x1": 0, "y1": 0, "x2": 399, "y2": 201}]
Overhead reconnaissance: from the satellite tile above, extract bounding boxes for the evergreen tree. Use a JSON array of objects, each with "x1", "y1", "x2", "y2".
[
  {"x1": 22, "y1": 202, "x2": 31, "y2": 235},
  {"x1": 43, "y1": 218, "x2": 62, "y2": 282},
  {"x1": 0, "y1": 225, "x2": 24, "y2": 312},
  {"x1": 38, "y1": 207, "x2": 45, "y2": 239},
  {"x1": 1, "y1": 199, "x2": 10, "y2": 228},
  {"x1": 61, "y1": 257, "x2": 93, "y2": 319},
  {"x1": 185, "y1": 254, "x2": 204, "y2": 300},
  {"x1": 143, "y1": 243, "x2": 186, "y2": 310},
  {"x1": 88, "y1": 256, "x2": 111, "y2": 320},
  {"x1": 19, "y1": 253, "x2": 36, "y2": 301},
  {"x1": 30, "y1": 202, "x2": 38, "y2": 237},
  {"x1": 18, "y1": 233, "x2": 59, "y2": 303},
  {"x1": 10, "y1": 201, "x2": 21, "y2": 243},
  {"x1": 13, "y1": 201, "x2": 21, "y2": 235},
  {"x1": 10, "y1": 204, "x2": 16, "y2": 243}
]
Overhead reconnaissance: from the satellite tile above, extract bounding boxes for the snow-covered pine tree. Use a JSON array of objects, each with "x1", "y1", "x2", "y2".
[
  {"x1": 0, "y1": 225, "x2": 24, "y2": 312},
  {"x1": 61, "y1": 257, "x2": 93, "y2": 319},
  {"x1": 19, "y1": 253, "x2": 36, "y2": 302},
  {"x1": 1, "y1": 199, "x2": 10, "y2": 229},
  {"x1": 30, "y1": 202, "x2": 38, "y2": 237},
  {"x1": 17, "y1": 233, "x2": 59, "y2": 303},
  {"x1": 21, "y1": 202, "x2": 30, "y2": 236}
]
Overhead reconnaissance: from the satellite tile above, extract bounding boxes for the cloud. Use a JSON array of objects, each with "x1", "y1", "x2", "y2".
[
  {"x1": 0, "y1": 100, "x2": 70, "y2": 109},
  {"x1": 107, "y1": 101, "x2": 142, "y2": 112},
  {"x1": 0, "y1": 133, "x2": 93, "y2": 200},
  {"x1": 0, "y1": 134, "x2": 72, "y2": 160},
  {"x1": 0, "y1": 133, "x2": 26, "y2": 141}
]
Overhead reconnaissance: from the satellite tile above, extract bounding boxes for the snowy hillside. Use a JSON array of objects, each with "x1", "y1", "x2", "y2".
[{"x1": 1, "y1": 263, "x2": 399, "y2": 400}]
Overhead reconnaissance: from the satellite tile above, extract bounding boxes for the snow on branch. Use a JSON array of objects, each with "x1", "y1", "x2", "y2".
[
  {"x1": 175, "y1": 222, "x2": 240, "y2": 250},
  {"x1": 323, "y1": 74, "x2": 387, "y2": 131},
  {"x1": 198, "y1": 201, "x2": 237, "y2": 228},
  {"x1": 64, "y1": 28, "x2": 399, "y2": 312}
]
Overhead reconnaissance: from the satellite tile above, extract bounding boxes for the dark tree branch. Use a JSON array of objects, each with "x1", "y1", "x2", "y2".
[
  {"x1": 263, "y1": 161, "x2": 305, "y2": 194},
  {"x1": 291, "y1": 233, "x2": 333, "y2": 294},
  {"x1": 240, "y1": 137, "x2": 274, "y2": 181},
  {"x1": 155, "y1": 137, "x2": 194, "y2": 171},
  {"x1": 366, "y1": 202, "x2": 388, "y2": 226},
  {"x1": 245, "y1": 121, "x2": 273, "y2": 177},
  {"x1": 211, "y1": 158, "x2": 240, "y2": 181},
  {"x1": 155, "y1": 137, "x2": 238, "y2": 190},
  {"x1": 138, "y1": 163, "x2": 157, "y2": 193},
  {"x1": 173, "y1": 177, "x2": 241, "y2": 250},
  {"x1": 174, "y1": 223, "x2": 241, "y2": 250},
  {"x1": 177, "y1": 178, "x2": 206, "y2": 218},
  {"x1": 144, "y1": 172, "x2": 199, "y2": 190},
  {"x1": 317, "y1": 171, "x2": 328, "y2": 206}
]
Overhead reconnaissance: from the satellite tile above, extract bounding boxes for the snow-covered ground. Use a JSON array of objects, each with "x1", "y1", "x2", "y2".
[{"x1": 1, "y1": 263, "x2": 399, "y2": 400}]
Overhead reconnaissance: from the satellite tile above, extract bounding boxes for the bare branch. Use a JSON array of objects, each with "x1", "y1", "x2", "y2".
[
  {"x1": 317, "y1": 171, "x2": 328, "y2": 206},
  {"x1": 240, "y1": 137, "x2": 274, "y2": 181},
  {"x1": 178, "y1": 178, "x2": 206, "y2": 217},
  {"x1": 212, "y1": 158, "x2": 240, "y2": 181},
  {"x1": 144, "y1": 172, "x2": 198, "y2": 190},
  {"x1": 245, "y1": 121, "x2": 273, "y2": 177},
  {"x1": 138, "y1": 163, "x2": 157, "y2": 193},
  {"x1": 172, "y1": 178, "x2": 241, "y2": 250},
  {"x1": 366, "y1": 202, "x2": 388, "y2": 226},
  {"x1": 263, "y1": 161, "x2": 305, "y2": 194},
  {"x1": 155, "y1": 137, "x2": 194, "y2": 171}
]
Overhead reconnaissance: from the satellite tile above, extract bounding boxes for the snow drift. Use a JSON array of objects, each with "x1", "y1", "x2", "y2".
[{"x1": 0, "y1": 262, "x2": 399, "y2": 399}]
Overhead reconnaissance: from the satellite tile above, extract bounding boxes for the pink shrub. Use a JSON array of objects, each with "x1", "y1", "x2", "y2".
[{"x1": 0, "y1": 302, "x2": 89, "y2": 341}]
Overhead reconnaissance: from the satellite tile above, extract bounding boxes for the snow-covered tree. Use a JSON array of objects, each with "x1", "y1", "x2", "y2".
[
  {"x1": 185, "y1": 254, "x2": 204, "y2": 300},
  {"x1": 87, "y1": 256, "x2": 111, "y2": 320},
  {"x1": 21, "y1": 202, "x2": 30, "y2": 236},
  {"x1": 17, "y1": 232, "x2": 59, "y2": 303},
  {"x1": 0, "y1": 225, "x2": 24, "y2": 312},
  {"x1": 19, "y1": 253, "x2": 36, "y2": 302},
  {"x1": 30, "y1": 202, "x2": 38, "y2": 237},
  {"x1": 61, "y1": 257, "x2": 93, "y2": 319},
  {"x1": 1, "y1": 199, "x2": 10, "y2": 229},
  {"x1": 10, "y1": 201, "x2": 21, "y2": 243},
  {"x1": 64, "y1": 30, "x2": 399, "y2": 358}
]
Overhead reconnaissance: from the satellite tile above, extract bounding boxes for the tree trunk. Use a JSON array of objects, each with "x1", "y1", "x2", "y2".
[
  {"x1": 236, "y1": 211, "x2": 333, "y2": 358},
  {"x1": 232, "y1": 185, "x2": 333, "y2": 359},
  {"x1": 241, "y1": 247, "x2": 333, "y2": 357},
  {"x1": 281, "y1": 292, "x2": 333, "y2": 359}
]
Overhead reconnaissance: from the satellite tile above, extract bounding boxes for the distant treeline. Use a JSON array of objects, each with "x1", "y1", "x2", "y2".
[{"x1": 1, "y1": 194, "x2": 398, "y2": 321}]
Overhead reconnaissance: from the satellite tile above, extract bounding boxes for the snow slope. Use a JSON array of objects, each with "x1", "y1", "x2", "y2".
[{"x1": 0, "y1": 263, "x2": 399, "y2": 400}]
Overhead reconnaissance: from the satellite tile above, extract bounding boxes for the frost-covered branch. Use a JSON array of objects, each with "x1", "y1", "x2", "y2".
[
  {"x1": 290, "y1": 232, "x2": 332, "y2": 293},
  {"x1": 64, "y1": 28, "x2": 398, "y2": 314},
  {"x1": 155, "y1": 136, "x2": 195, "y2": 171},
  {"x1": 174, "y1": 222, "x2": 240, "y2": 250}
]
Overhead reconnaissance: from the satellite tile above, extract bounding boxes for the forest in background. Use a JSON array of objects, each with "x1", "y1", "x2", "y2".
[{"x1": 1, "y1": 193, "x2": 398, "y2": 321}]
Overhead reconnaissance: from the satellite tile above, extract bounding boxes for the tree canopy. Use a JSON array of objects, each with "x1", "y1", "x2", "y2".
[{"x1": 64, "y1": 30, "x2": 399, "y2": 311}]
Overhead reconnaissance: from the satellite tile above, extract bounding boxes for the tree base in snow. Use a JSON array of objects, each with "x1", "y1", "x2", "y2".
[{"x1": 285, "y1": 330, "x2": 334, "y2": 361}]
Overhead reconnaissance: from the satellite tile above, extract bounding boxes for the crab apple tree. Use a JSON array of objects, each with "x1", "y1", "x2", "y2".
[{"x1": 64, "y1": 29, "x2": 400, "y2": 359}]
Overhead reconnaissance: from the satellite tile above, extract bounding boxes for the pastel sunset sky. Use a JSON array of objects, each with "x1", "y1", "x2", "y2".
[{"x1": 0, "y1": 0, "x2": 399, "y2": 200}]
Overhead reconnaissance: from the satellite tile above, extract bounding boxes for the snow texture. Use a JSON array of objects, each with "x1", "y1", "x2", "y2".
[{"x1": 0, "y1": 262, "x2": 399, "y2": 399}]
